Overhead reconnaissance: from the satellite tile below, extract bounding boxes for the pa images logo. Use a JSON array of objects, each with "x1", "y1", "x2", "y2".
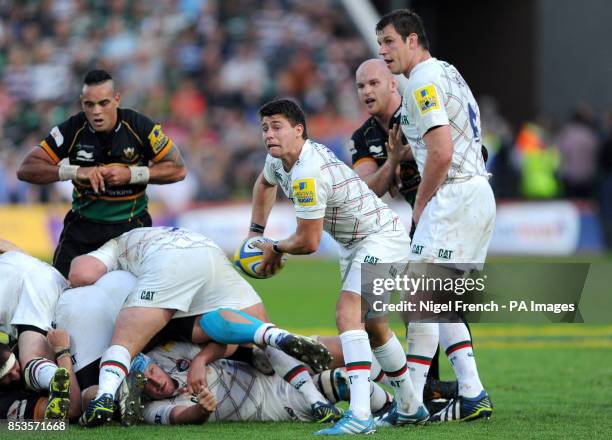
[{"x1": 414, "y1": 84, "x2": 440, "y2": 114}]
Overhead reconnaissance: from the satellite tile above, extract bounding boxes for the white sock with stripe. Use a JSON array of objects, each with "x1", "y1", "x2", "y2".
[
  {"x1": 406, "y1": 322, "x2": 439, "y2": 399},
  {"x1": 439, "y1": 323, "x2": 484, "y2": 398},
  {"x1": 372, "y1": 334, "x2": 421, "y2": 413},
  {"x1": 24, "y1": 357, "x2": 58, "y2": 391},
  {"x1": 265, "y1": 346, "x2": 325, "y2": 405},
  {"x1": 340, "y1": 330, "x2": 372, "y2": 420},
  {"x1": 96, "y1": 345, "x2": 131, "y2": 399}
]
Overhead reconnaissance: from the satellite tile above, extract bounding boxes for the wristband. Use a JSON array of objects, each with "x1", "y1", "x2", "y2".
[
  {"x1": 58, "y1": 164, "x2": 79, "y2": 181},
  {"x1": 249, "y1": 223, "x2": 265, "y2": 234},
  {"x1": 55, "y1": 348, "x2": 71, "y2": 359},
  {"x1": 272, "y1": 241, "x2": 283, "y2": 254},
  {"x1": 129, "y1": 166, "x2": 150, "y2": 184}
]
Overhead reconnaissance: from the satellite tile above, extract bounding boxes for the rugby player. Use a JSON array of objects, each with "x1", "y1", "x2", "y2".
[
  {"x1": 249, "y1": 99, "x2": 428, "y2": 434},
  {"x1": 376, "y1": 9, "x2": 495, "y2": 421},
  {"x1": 0, "y1": 240, "x2": 80, "y2": 420}
]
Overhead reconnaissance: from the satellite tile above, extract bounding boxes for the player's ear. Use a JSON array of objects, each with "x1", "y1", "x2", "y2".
[
  {"x1": 114, "y1": 92, "x2": 121, "y2": 104},
  {"x1": 295, "y1": 124, "x2": 304, "y2": 139},
  {"x1": 390, "y1": 76, "x2": 397, "y2": 93}
]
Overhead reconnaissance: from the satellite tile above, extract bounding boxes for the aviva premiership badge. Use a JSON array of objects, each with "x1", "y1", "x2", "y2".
[
  {"x1": 292, "y1": 178, "x2": 317, "y2": 206},
  {"x1": 414, "y1": 84, "x2": 440, "y2": 114},
  {"x1": 148, "y1": 123, "x2": 170, "y2": 154}
]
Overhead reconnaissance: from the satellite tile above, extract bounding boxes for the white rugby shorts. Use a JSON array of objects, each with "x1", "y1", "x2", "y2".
[
  {"x1": 123, "y1": 245, "x2": 262, "y2": 318},
  {"x1": 339, "y1": 225, "x2": 411, "y2": 295},
  {"x1": 410, "y1": 175, "x2": 496, "y2": 268}
]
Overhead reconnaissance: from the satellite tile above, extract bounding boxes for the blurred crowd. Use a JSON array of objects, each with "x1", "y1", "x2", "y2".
[{"x1": 0, "y1": 0, "x2": 610, "y2": 246}]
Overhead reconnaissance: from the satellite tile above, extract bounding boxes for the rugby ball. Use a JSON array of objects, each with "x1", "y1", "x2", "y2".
[{"x1": 233, "y1": 236, "x2": 286, "y2": 279}]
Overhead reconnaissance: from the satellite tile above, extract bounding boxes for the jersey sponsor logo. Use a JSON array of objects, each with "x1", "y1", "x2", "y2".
[
  {"x1": 148, "y1": 124, "x2": 170, "y2": 154},
  {"x1": 292, "y1": 178, "x2": 317, "y2": 207},
  {"x1": 437, "y1": 248, "x2": 453, "y2": 259},
  {"x1": 141, "y1": 290, "x2": 155, "y2": 300},
  {"x1": 363, "y1": 255, "x2": 380, "y2": 265},
  {"x1": 400, "y1": 114, "x2": 410, "y2": 125},
  {"x1": 368, "y1": 144, "x2": 384, "y2": 156},
  {"x1": 50, "y1": 126, "x2": 64, "y2": 147},
  {"x1": 76, "y1": 150, "x2": 94, "y2": 162},
  {"x1": 414, "y1": 84, "x2": 440, "y2": 114},
  {"x1": 412, "y1": 244, "x2": 424, "y2": 255}
]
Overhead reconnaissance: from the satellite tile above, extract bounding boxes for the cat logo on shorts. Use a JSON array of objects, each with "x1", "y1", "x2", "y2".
[
  {"x1": 292, "y1": 178, "x2": 316, "y2": 207},
  {"x1": 414, "y1": 84, "x2": 440, "y2": 114},
  {"x1": 141, "y1": 290, "x2": 155, "y2": 300},
  {"x1": 148, "y1": 124, "x2": 169, "y2": 154}
]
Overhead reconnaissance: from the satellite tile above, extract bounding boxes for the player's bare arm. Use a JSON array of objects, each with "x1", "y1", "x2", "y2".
[
  {"x1": 169, "y1": 387, "x2": 216, "y2": 425},
  {"x1": 17, "y1": 147, "x2": 106, "y2": 193},
  {"x1": 413, "y1": 125, "x2": 453, "y2": 224},
  {"x1": 186, "y1": 342, "x2": 237, "y2": 396},
  {"x1": 248, "y1": 172, "x2": 278, "y2": 238},
  {"x1": 256, "y1": 217, "x2": 323, "y2": 277},
  {"x1": 47, "y1": 329, "x2": 82, "y2": 418},
  {"x1": 147, "y1": 144, "x2": 187, "y2": 184},
  {"x1": 68, "y1": 255, "x2": 108, "y2": 287},
  {"x1": 98, "y1": 144, "x2": 187, "y2": 187}
]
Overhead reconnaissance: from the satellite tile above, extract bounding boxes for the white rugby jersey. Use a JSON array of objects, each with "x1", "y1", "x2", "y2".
[
  {"x1": 87, "y1": 226, "x2": 219, "y2": 274},
  {"x1": 143, "y1": 342, "x2": 311, "y2": 424},
  {"x1": 0, "y1": 251, "x2": 67, "y2": 338},
  {"x1": 400, "y1": 58, "x2": 488, "y2": 181},
  {"x1": 263, "y1": 139, "x2": 401, "y2": 248}
]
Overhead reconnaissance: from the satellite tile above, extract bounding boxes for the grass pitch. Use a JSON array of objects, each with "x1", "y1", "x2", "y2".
[{"x1": 6, "y1": 259, "x2": 612, "y2": 439}]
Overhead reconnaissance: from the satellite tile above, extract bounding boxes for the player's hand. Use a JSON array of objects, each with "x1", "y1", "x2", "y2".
[
  {"x1": 196, "y1": 387, "x2": 217, "y2": 413},
  {"x1": 47, "y1": 329, "x2": 70, "y2": 352},
  {"x1": 99, "y1": 165, "x2": 131, "y2": 187},
  {"x1": 76, "y1": 166, "x2": 105, "y2": 193},
  {"x1": 253, "y1": 241, "x2": 284, "y2": 277},
  {"x1": 187, "y1": 359, "x2": 208, "y2": 396},
  {"x1": 386, "y1": 124, "x2": 412, "y2": 164}
]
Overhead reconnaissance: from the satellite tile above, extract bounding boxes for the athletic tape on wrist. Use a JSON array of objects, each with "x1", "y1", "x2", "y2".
[
  {"x1": 129, "y1": 166, "x2": 150, "y2": 184},
  {"x1": 58, "y1": 164, "x2": 79, "y2": 181}
]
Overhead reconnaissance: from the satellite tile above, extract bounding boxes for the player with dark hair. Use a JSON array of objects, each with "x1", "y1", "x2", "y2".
[
  {"x1": 250, "y1": 98, "x2": 428, "y2": 434},
  {"x1": 17, "y1": 69, "x2": 187, "y2": 277},
  {"x1": 351, "y1": 58, "x2": 460, "y2": 414},
  {"x1": 376, "y1": 9, "x2": 495, "y2": 422}
]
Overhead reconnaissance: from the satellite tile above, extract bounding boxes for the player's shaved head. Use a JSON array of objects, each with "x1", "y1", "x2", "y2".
[
  {"x1": 355, "y1": 59, "x2": 393, "y2": 82},
  {"x1": 355, "y1": 58, "x2": 399, "y2": 118}
]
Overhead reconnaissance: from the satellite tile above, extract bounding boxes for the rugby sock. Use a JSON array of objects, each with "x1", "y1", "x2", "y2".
[
  {"x1": 312, "y1": 367, "x2": 390, "y2": 413},
  {"x1": 340, "y1": 330, "x2": 372, "y2": 420},
  {"x1": 406, "y1": 322, "x2": 439, "y2": 399},
  {"x1": 265, "y1": 346, "x2": 326, "y2": 405},
  {"x1": 255, "y1": 326, "x2": 290, "y2": 348},
  {"x1": 370, "y1": 381, "x2": 393, "y2": 414},
  {"x1": 439, "y1": 323, "x2": 484, "y2": 398},
  {"x1": 370, "y1": 355, "x2": 387, "y2": 384},
  {"x1": 96, "y1": 345, "x2": 130, "y2": 399},
  {"x1": 373, "y1": 334, "x2": 421, "y2": 414},
  {"x1": 23, "y1": 357, "x2": 58, "y2": 391}
]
